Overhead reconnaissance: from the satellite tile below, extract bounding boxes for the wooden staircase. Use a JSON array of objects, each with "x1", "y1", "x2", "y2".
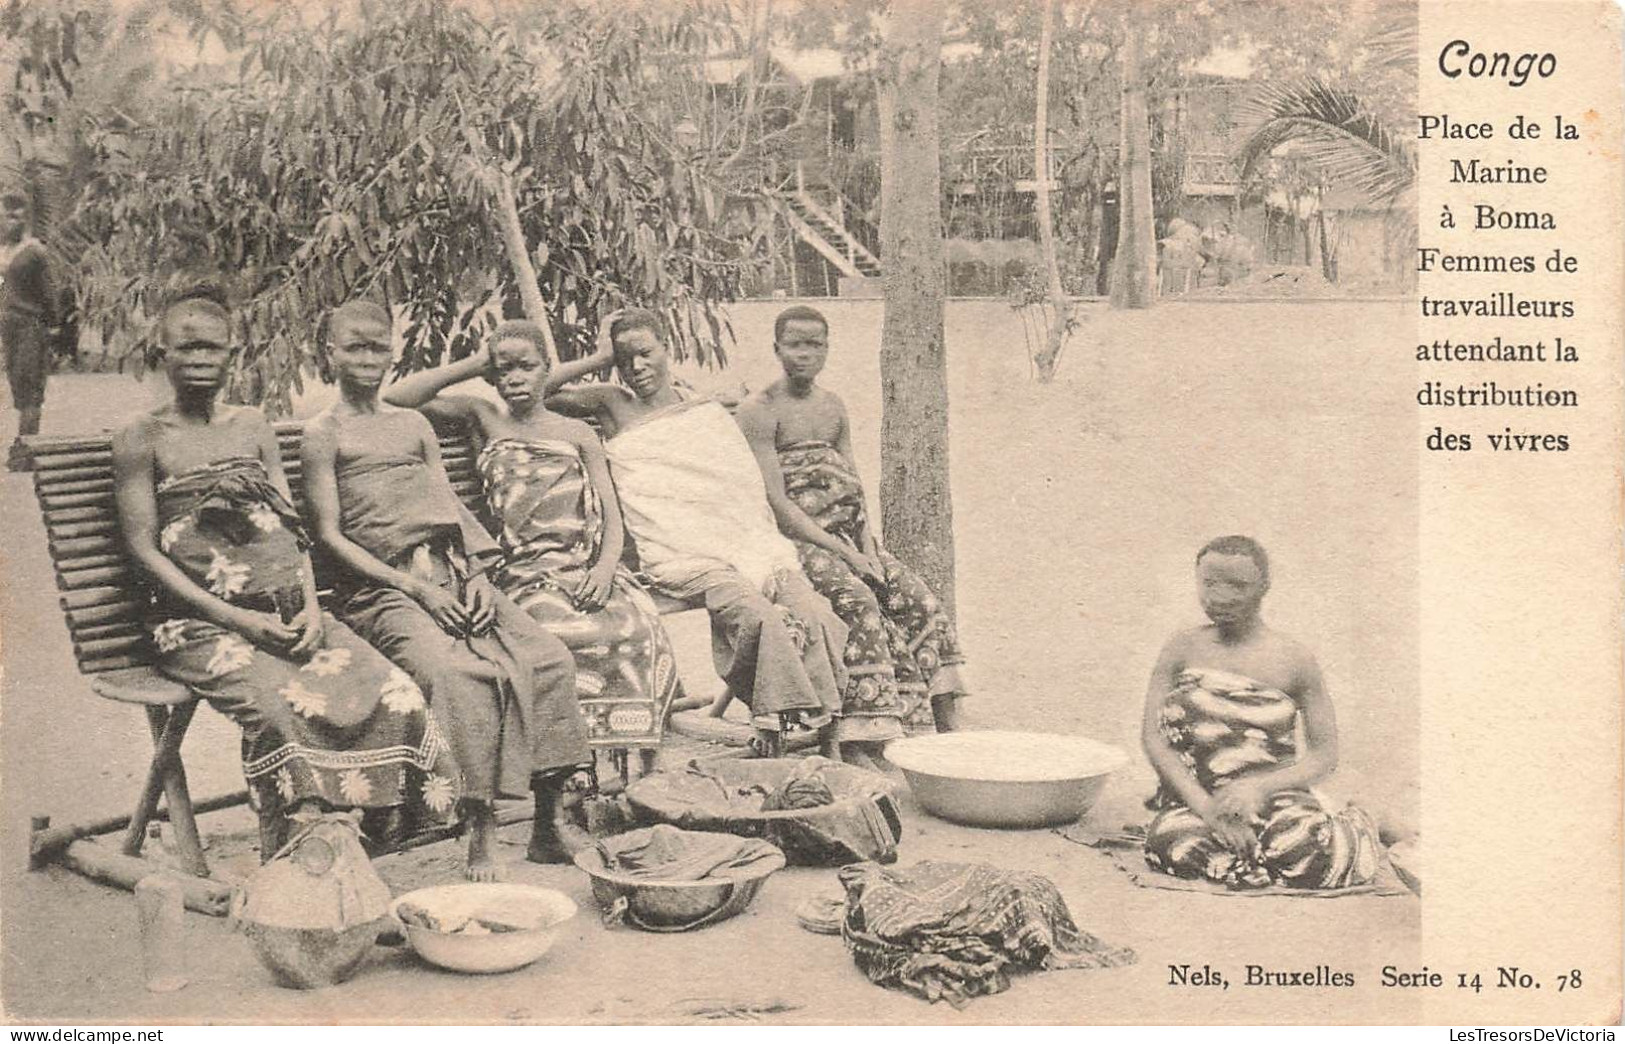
[{"x1": 777, "y1": 185, "x2": 882, "y2": 280}]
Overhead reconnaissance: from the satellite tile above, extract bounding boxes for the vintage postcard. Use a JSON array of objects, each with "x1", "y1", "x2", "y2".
[{"x1": 0, "y1": 0, "x2": 1619, "y2": 1027}]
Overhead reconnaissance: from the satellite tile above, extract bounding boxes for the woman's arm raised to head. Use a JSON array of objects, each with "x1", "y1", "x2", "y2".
[{"x1": 382, "y1": 353, "x2": 494, "y2": 432}]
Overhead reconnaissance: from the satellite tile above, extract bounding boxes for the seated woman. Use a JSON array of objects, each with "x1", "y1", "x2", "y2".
[
  {"x1": 111, "y1": 287, "x2": 461, "y2": 854},
  {"x1": 1139, "y1": 536, "x2": 1382, "y2": 890},
  {"x1": 381, "y1": 316, "x2": 682, "y2": 758},
  {"x1": 302, "y1": 302, "x2": 592, "y2": 879},
  {"x1": 535, "y1": 309, "x2": 848, "y2": 757}
]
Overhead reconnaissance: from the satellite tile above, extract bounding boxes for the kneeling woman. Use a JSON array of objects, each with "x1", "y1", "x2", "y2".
[
  {"x1": 112, "y1": 288, "x2": 462, "y2": 852},
  {"x1": 1139, "y1": 536, "x2": 1383, "y2": 890},
  {"x1": 383, "y1": 318, "x2": 682, "y2": 755}
]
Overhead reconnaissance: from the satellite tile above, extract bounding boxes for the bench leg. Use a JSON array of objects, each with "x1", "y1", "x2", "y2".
[
  {"x1": 160, "y1": 754, "x2": 209, "y2": 877},
  {"x1": 638, "y1": 748, "x2": 657, "y2": 778},
  {"x1": 120, "y1": 703, "x2": 205, "y2": 876}
]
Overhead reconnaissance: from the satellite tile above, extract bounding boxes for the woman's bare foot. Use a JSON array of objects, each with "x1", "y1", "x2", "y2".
[
  {"x1": 931, "y1": 692, "x2": 963, "y2": 732},
  {"x1": 464, "y1": 803, "x2": 505, "y2": 882},
  {"x1": 526, "y1": 817, "x2": 590, "y2": 865},
  {"x1": 359, "y1": 804, "x2": 411, "y2": 854},
  {"x1": 707, "y1": 688, "x2": 735, "y2": 718},
  {"x1": 748, "y1": 727, "x2": 786, "y2": 758},
  {"x1": 840, "y1": 742, "x2": 882, "y2": 772},
  {"x1": 526, "y1": 772, "x2": 589, "y2": 864}
]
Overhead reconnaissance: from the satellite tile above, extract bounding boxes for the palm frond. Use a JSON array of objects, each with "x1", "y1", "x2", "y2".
[
  {"x1": 1234, "y1": 77, "x2": 1415, "y2": 210},
  {"x1": 1362, "y1": 3, "x2": 1419, "y2": 78}
]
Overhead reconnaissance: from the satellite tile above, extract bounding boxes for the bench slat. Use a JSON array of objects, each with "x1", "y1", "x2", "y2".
[
  {"x1": 66, "y1": 601, "x2": 143, "y2": 628},
  {"x1": 40, "y1": 490, "x2": 116, "y2": 511},
  {"x1": 24, "y1": 433, "x2": 122, "y2": 454},
  {"x1": 44, "y1": 505, "x2": 117, "y2": 525},
  {"x1": 62, "y1": 586, "x2": 139, "y2": 611},
  {"x1": 34, "y1": 465, "x2": 119, "y2": 487},
  {"x1": 49, "y1": 519, "x2": 118, "y2": 538},
  {"x1": 82, "y1": 653, "x2": 155, "y2": 674},
  {"x1": 74, "y1": 622, "x2": 143, "y2": 643},
  {"x1": 75, "y1": 635, "x2": 149, "y2": 659},
  {"x1": 59, "y1": 565, "x2": 135, "y2": 591},
  {"x1": 54, "y1": 553, "x2": 125, "y2": 575},
  {"x1": 35, "y1": 478, "x2": 114, "y2": 498},
  {"x1": 49, "y1": 536, "x2": 120, "y2": 559},
  {"x1": 33, "y1": 450, "x2": 113, "y2": 472}
]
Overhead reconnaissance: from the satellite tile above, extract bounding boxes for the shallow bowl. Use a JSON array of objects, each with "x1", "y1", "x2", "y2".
[
  {"x1": 572, "y1": 846, "x2": 786, "y2": 933},
  {"x1": 885, "y1": 730, "x2": 1129, "y2": 829},
  {"x1": 389, "y1": 883, "x2": 577, "y2": 975}
]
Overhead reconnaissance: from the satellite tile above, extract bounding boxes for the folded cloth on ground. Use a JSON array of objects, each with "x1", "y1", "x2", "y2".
[
  {"x1": 761, "y1": 758, "x2": 836, "y2": 811},
  {"x1": 595, "y1": 824, "x2": 782, "y2": 881},
  {"x1": 837, "y1": 860, "x2": 1135, "y2": 1007},
  {"x1": 624, "y1": 756, "x2": 902, "y2": 866}
]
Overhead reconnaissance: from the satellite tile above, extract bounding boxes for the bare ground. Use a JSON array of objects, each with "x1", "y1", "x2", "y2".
[{"x1": 0, "y1": 299, "x2": 1420, "y2": 1024}]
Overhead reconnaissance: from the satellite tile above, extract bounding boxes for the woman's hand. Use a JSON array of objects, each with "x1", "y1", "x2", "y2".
[
  {"x1": 1202, "y1": 783, "x2": 1268, "y2": 855},
  {"x1": 591, "y1": 310, "x2": 622, "y2": 365},
  {"x1": 840, "y1": 544, "x2": 885, "y2": 586},
  {"x1": 232, "y1": 609, "x2": 300, "y2": 652},
  {"x1": 413, "y1": 580, "x2": 470, "y2": 637},
  {"x1": 288, "y1": 605, "x2": 324, "y2": 660},
  {"x1": 1209, "y1": 780, "x2": 1268, "y2": 824},
  {"x1": 574, "y1": 560, "x2": 616, "y2": 612},
  {"x1": 462, "y1": 574, "x2": 498, "y2": 636}
]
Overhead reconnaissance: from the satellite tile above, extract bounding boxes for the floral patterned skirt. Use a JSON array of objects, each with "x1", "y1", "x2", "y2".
[
  {"x1": 151, "y1": 611, "x2": 462, "y2": 824},
  {"x1": 793, "y1": 544, "x2": 967, "y2": 741}
]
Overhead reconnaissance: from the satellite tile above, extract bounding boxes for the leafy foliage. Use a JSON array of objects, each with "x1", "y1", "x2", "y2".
[
  {"x1": 1234, "y1": 77, "x2": 1416, "y2": 209},
  {"x1": 44, "y1": 0, "x2": 757, "y2": 412}
]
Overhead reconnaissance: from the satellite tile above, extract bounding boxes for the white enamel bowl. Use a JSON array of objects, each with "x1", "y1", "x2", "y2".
[
  {"x1": 885, "y1": 730, "x2": 1129, "y2": 828},
  {"x1": 390, "y1": 883, "x2": 577, "y2": 974}
]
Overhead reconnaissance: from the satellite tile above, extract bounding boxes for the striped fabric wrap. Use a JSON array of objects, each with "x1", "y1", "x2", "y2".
[{"x1": 1144, "y1": 668, "x2": 1383, "y2": 890}]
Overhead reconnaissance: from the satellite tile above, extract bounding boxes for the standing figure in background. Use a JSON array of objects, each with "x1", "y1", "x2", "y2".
[
  {"x1": 382, "y1": 316, "x2": 683, "y2": 758},
  {"x1": 2, "y1": 189, "x2": 57, "y2": 471},
  {"x1": 302, "y1": 301, "x2": 590, "y2": 878},
  {"x1": 1140, "y1": 535, "x2": 1382, "y2": 890},
  {"x1": 111, "y1": 287, "x2": 462, "y2": 855},
  {"x1": 736, "y1": 306, "x2": 968, "y2": 768}
]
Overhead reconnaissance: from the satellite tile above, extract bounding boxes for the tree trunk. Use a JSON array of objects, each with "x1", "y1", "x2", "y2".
[
  {"x1": 492, "y1": 173, "x2": 560, "y2": 368},
  {"x1": 1316, "y1": 207, "x2": 1337, "y2": 283},
  {"x1": 460, "y1": 113, "x2": 560, "y2": 367},
  {"x1": 1031, "y1": 0, "x2": 1073, "y2": 383},
  {"x1": 1110, "y1": 24, "x2": 1156, "y2": 309},
  {"x1": 876, "y1": 0, "x2": 956, "y2": 615}
]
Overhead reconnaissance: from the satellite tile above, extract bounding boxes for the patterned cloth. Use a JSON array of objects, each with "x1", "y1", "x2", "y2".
[
  {"x1": 594, "y1": 824, "x2": 782, "y2": 881},
  {"x1": 148, "y1": 457, "x2": 461, "y2": 822},
  {"x1": 1144, "y1": 667, "x2": 1383, "y2": 889},
  {"x1": 838, "y1": 860, "x2": 1135, "y2": 1007},
  {"x1": 477, "y1": 436, "x2": 681, "y2": 749},
  {"x1": 333, "y1": 451, "x2": 589, "y2": 801},
  {"x1": 779, "y1": 441, "x2": 966, "y2": 738}
]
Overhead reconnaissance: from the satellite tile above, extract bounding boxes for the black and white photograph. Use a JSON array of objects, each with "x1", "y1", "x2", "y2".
[{"x1": 0, "y1": 0, "x2": 1618, "y2": 1028}]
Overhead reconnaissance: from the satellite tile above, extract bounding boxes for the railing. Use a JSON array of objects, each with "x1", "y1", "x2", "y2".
[
  {"x1": 1182, "y1": 150, "x2": 1242, "y2": 193},
  {"x1": 948, "y1": 141, "x2": 1067, "y2": 187}
]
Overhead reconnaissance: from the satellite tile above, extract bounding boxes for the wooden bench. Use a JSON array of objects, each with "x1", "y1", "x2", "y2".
[{"x1": 21, "y1": 423, "x2": 710, "y2": 882}]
